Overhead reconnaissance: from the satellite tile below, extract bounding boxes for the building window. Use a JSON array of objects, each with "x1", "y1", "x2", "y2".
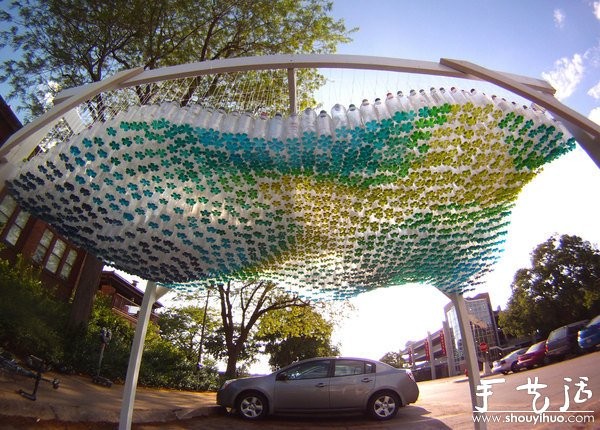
[
  {"x1": 33, "y1": 229, "x2": 54, "y2": 263},
  {"x1": 4, "y1": 210, "x2": 30, "y2": 246},
  {"x1": 0, "y1": 194, "x2": 17, "y2": 225},
  {"x1": 45, "y1": 239, "x2": 66, "y2": 274},
  {"x1": 59, "y1": 249, "x2": 78, "y2": 279}
]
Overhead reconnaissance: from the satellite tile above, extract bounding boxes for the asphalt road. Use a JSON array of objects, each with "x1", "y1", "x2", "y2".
[{"x1": 134, "y1": 351, "x2": 600, "y2": 430}]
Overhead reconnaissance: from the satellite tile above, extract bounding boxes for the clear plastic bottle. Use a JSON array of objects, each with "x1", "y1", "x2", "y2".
[
  {"x1": 236, "y1": 111, "x2": 254, "y2": 136},
  {"x1": 267, "y1": 112, "x2": 284, "y2": 141},
  {"x1": 250, "y1": 112, "x2": 269, "y2": 140},
  {"x1": 373, "y1": 97, "x2": 391, "y2": 119},
  {"x1": 299, "y1": 107, "x2": 317, "y2": 135},
  {"x1": 284, "y1": 113, "x2": 300, "y2": 141},
  {"x1": 346, "y1": 104, "x2": 363, "y2": 128},
  {"x1": 449, "y1": 87, "x2": 468, "y2": 104},
  {"x1": 396, "y1": 91, "x2": 413, "y2": 111},
  {"x1": 330, "y1": 103, "x2": 349, "y2": 130},
  {"x1": 316, "y1": 110, "x2": 333, "y2": 137},
  {"x1": 385, "y1": 92, "x2": 403, "y2": 114},
  {"x1": 359, "y1": 99, "x2": 377, "y2": 123},
  {"x1": 220, "y1": 111, "x2": 239, "y2": 134},
  {"x1": 192, "y1": 107, "x2": 214, "y2": 129},
  {"x1": 428, "y1": 87, "x2": 444, "y2": 105},
  {"x1": 208, "y1": 108, "x2": 226, "y2": 131}
]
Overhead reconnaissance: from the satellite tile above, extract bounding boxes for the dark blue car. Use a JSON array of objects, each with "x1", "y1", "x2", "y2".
[{"x1": 578, "y1": 315, "x2": 600, "y2": 353}]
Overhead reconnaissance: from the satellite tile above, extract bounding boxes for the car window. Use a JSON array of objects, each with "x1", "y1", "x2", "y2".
[
  {"x1": 334, "y1": 360, "x2": 367, "y2": 377},
  {"x1": 284, "y1": 360, "x2": 331, "y2": 380}
]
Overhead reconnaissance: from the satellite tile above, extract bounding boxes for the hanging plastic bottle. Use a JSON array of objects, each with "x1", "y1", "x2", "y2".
[
  {"x1": 373, "y1": 98, "x2": 391, "y2": 120},
  {"x1": 267, "y1": 112, "x2": 284, "y2": 141},
  {"x1": 408, "y1": 89, "x2": 427, "y2": 110},
  {"x1": 346, "y1": 104, "x2": 363, "y2": 129},
  {"x1": 438, "y1": 87, "x2": 455, "y2": 105},
  {"x1": 428, "y1": 87, "x2": 444, "y2": 105},
  {"x1": 385, "y1": 92, "x2": 403, "y2": 115},
  {"x1": 283, "y1": 113, "x2": 300, "y2": 141},
  {"x1": 236, "y1": 111, "x2": 254, "y2": 136},
  {"x1": 449, "y1": 87, "x2": 468, "y2": 104},
  {"x1": 359, "y1": 99, "x2": 377, "y2": 123},
  {"x1": 220, "y1": 111, "x2": 239, "y2": 134},
  {"x1": 491, "y1": 95, "x2": 511, "y2": 112},
  {"x1": 330, "y1": 103, "x2": 349, "y2": 130},
  {"x1": 396, "y1": 91, "x2": 414, "y2": 111},
  {"x1": 299, "y1": 107, "x2": 317, "y2": 136},
  {"x1": 469, "y1": 89, "x2": 489, "y2": 107},
  {"x1": 208, "y1": 109, "x2": 225, "y2": 132},
  {"x1": 192, "y1": 107, "x2": 214, "y2": 129},
  {"x1": 250, "y1": 112, "x2": 268, "y2": 140},
  {"x1": 316, "y1": 110, "x2": 333, "y2": 137}
]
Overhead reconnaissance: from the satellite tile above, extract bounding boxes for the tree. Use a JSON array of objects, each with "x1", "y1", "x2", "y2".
[
  {"x1": 158, "y1": 304, "x2": 219, "y2": 364},
  {"x1": 498, "y1": 234, "x2": 600, "y2": 338},
  {"x1": 255, "y1": 304, "x2": 339, "y2": 370},
  {"x1": 0, "y1": 0, "x2": 355, "y2": 120},
  {"x1": 212, "y1": 280, "x2": 310, "y2": 379},
  {"x1": 379, "y1": 351, "x2": 405, "y2": 368}
]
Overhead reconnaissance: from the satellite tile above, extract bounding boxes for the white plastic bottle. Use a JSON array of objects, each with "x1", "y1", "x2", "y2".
[
  {"x1": 299, "y1": 108, "x2": 317, "y2": 135},
  {"x1": 267, "y1": 112, "x2": 284, "y2": 141}
]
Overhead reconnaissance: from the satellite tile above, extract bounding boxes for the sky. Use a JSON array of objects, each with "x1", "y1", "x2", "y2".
[
  {"x1": 1, "y1": 0, "x2": 600, "y2": 372},
  {"x1": 320, "y1": 0, "x2": 600, "y2": 362}
]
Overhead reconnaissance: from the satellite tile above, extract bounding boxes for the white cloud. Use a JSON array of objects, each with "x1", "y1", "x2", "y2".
[
  {"x1": 541, "y1": 54, "x2": 585, "y2": 100},
  {"x1": 593, "y1": 2, "x2": 600, "y2": 20},
  {"x1": 589, "y1": 107, "x2": 600, "y2": 125},
  {"x1": 588, "y1": 81, "x2": 600, "y2": 99},
  {"x1": 553, "y1": 8, "x2": 566, "y2": 28}
]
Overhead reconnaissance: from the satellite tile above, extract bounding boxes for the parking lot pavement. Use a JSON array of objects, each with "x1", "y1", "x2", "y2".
[{"x1": 0, "y1": 368, "x2": 223, "y2": 427}]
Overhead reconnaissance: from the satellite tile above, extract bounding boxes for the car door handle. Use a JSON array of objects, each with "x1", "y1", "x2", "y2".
[
  {"x1": 361, "y1": 378, "x2": 373, "y2": 383},
  {"x1": 315, "y1": 382, "x2": 327, "y2": 388}
]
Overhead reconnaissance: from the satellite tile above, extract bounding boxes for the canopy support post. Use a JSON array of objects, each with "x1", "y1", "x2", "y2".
[
  {"x1": 119, "y1": 281, "x2": 169, "y2": 430},
  {"x1": 448, "y1": 293, "x2": 487, "y2": 430}
]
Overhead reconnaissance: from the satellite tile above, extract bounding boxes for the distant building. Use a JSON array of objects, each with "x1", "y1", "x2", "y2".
[
  {"x1": 401, "y1": 292, "x2": 502, "y2": 380},
  {"x1": 98, "y1": 271, "x2": 162, "y2": 325}
]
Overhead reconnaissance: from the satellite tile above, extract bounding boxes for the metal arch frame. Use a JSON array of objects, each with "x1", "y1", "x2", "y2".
[{"x1": 0, "y1": 54, "x2": 598, "y2": 430}]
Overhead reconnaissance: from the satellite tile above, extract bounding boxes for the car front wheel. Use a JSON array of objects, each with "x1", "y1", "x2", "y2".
[
  {"x1": 235, "y1": 391, "x2": 268, "y2": 420},
  {"x1": 368, "y1": 390, "x2": 400, "y2": 420}
]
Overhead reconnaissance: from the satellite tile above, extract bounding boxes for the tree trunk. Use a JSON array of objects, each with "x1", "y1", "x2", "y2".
[{"x1": 67, "y1": 252, "x2": 103, "y2": 330}]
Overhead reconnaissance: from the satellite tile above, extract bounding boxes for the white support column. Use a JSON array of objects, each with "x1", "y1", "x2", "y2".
[
  {"x1": 449, "y1": 293, "x2": 487, "y2": 430},
  {"x1": 427, "y1": 331, "x2": 436, "y2": 380},
  {"x1": 119, "y1": 281, "x2": 170, "y2": 430}
]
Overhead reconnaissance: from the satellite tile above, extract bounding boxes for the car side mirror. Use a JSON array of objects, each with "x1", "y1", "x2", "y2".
[{"x1": 276, "y1": 372, "x2": 288, "y2": 381}]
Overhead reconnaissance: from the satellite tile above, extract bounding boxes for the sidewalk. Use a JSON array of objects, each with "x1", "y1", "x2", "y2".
[{"x1": 0, "y1": 367, "x2": 223, "y2": 426}]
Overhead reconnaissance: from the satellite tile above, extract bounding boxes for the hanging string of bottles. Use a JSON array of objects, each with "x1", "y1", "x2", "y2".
[{"x1": 7, "y1": 86, "x2": 576, "y2": 298}]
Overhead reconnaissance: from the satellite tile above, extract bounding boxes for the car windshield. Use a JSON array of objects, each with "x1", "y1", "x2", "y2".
[
  {"x1": 527, "y1": 341, "x2": 545, "y2": 352},
  {"x1": 587, "y1": 315, "x2": 600, "y2": 326}
]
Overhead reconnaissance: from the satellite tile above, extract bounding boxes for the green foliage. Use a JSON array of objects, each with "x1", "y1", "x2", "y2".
[
  {"x1": 379, "y1": 351, "x2": 405, "y2": 368},
  {"x1": 158, "y1": 305, "x2": 219, "y2": 363},
  {"x1": 0, "y1": 0, "x2": 355, "y2": 119},
  {"x1": 0, "y1": 255, "x2": 68, "y2": 363},
  {"x1": 499, "y1": 234, "x2": 600, "y2": 338},
  {"x1": 255, "y1": 305, "x2": 339, "y2": 370}
]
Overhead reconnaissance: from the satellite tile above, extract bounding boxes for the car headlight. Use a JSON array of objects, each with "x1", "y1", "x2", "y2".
[{"x1": 220, "y1": 379, "x2": 234, "y2": 390}]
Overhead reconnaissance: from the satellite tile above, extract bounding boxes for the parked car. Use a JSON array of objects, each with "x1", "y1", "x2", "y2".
[
  {"x1": 492, "y1": 347, "x2": 528, "y2": 375},
  {"x1": 578, "y1": 315, "x2": 600, "y2": 353},
  {"x1": 517, "y1": 340, "x2": 547, "y2": 370},
  {"x1": 217, "y1": 357, "x2": 419, "y2": 421},
  {"x1": 546, "y1": 320, "x2": 589, "y2": 362}
]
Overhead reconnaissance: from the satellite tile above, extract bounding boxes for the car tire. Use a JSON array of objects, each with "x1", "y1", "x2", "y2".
[
  {"x1": 235, "y1": 391, "x2": 268, "y2": 420},
  {"x1": 511, "y1": 362, "x2": 519, "y2": 373},
  {"x1": 368, "y1": 390, "x2": 400, "y2": 421}
]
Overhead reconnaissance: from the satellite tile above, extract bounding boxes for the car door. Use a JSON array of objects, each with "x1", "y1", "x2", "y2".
[
  {"x1": 329, "y1": 359, "x2": 376, "y2": 409},
  {"x1": 273, "y1": 359, "x2": 332, "y2": 411}
]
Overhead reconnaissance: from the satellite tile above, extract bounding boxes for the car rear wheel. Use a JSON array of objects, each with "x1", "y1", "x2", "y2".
[
  {"x1": 235, "y1": 391, "x2": 268, "y2": 420},
  {"x1": 368, "y1": 390, "x2": 400, "y2": 420}
]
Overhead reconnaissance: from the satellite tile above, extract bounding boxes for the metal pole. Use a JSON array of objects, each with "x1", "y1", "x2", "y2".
[
  {"x1": 119, "y1": 282, "x2": 169, "y2": 430},
  {"x1": 449, "y1": 293, "x2": 487, "y2": 430}
]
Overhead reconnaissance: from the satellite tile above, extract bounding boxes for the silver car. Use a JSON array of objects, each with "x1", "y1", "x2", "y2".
[{"x1": 217, "y1": 356, "x2": 419, "y2": 421}]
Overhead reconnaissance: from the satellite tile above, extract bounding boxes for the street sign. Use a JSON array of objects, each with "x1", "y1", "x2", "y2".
[{"x1": 479, "y1": 342, "x2": 488, "y2": 353}]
